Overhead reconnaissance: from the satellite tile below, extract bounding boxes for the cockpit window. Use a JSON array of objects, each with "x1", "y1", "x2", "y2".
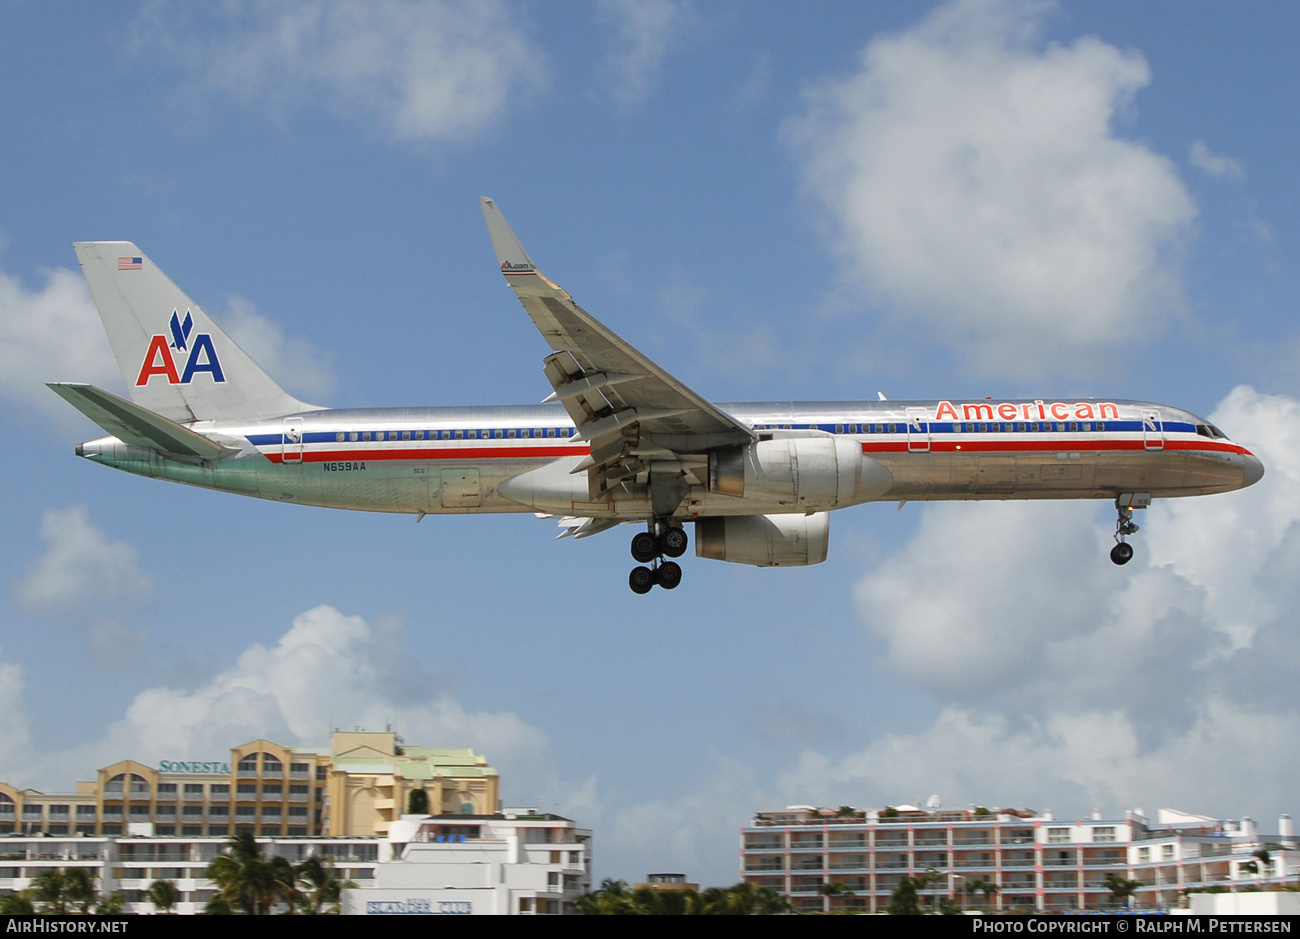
[{"x1": 1196, "y1": 423, "x2": 1229, "y2": 440}]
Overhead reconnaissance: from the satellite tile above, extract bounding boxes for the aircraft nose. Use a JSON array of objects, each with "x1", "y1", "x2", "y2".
[{"x1": 1242, "y1": 453, "x2": 1265, "y2": 488}]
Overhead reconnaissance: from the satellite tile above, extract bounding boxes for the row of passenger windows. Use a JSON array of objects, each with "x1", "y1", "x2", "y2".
[
  {"x1": 325, "y1": 422, "x2": 1122, "y2": 442},
  {"x1": 333, "y1": 427, "x2": 578, "y2": 442}
]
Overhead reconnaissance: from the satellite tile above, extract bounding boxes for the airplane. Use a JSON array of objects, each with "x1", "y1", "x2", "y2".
[{"x1": 50, "y1": 198, "x2": 1264, "y2": 594}]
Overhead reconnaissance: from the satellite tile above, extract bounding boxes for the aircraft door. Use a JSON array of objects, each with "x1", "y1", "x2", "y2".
[
  {"x1": 282, "y1": 417, "x2": 304, "y2": 463},
  {"x1": 440, "y1": 468, "x2": 482, "y2": 508},
  {"x1": 1142, "y1": 409, "x2": 1164, "y2": 451},
  {"x1": 905, "y1": 407, "x2": 931, "y2": 453}
]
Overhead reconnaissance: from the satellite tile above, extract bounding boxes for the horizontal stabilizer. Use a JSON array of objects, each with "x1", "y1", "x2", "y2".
[{"x1": 47, "y1": 383, "x2": 233, "y2": 459}]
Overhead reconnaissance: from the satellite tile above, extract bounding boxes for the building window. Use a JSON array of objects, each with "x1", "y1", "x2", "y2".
[
  {"x1": 1047, "y1": 828, "x2": 1070, "y2": 844},
  {"x1": 1138, "y1": 847, "x2": 1150, "y2": 863},
  {"x1": 210, "y1": 784, "x2": 229, "y2": 798},
  {"x1": 1093, "y1": 827, "x2": 1115, "y2": 843},
  {"x1": 183, "y1": 784, "x2": 204, "y2": 797},
  {"x1": 1162, "y1": 845, "x2": 1175, "y2": 861}
]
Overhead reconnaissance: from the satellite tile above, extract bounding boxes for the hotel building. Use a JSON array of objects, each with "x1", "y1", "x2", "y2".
[
  {"x1": 0, "y1": 732, "x2": 497, "y2": 839},
  {"x1": 741, "y1": 803, "x2": 1298, "y2": 913}
]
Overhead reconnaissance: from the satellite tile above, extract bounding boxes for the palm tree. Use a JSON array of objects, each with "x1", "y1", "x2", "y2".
[
  {"x1": 148, "y1": 879, "x2": 179, "y2": 914},
  {"x1": 0, "y1": 893, "x2": 35, "y2": 915},
  {"x1": 63, "y1": 868, "x2": 97, "y2": 915},
  {"x1": 207, "y1": 832, "x2": 296, "y2": 914},
  {"x1": 31, "y1": 869, "x2": 68, "y2": 915},
  {"x1": 887, "y1": 876, "x2": 922, "y2": 915},
  {"x1": 296, "y1": 856, "x2": 354, "y2": 914},
  {"x1": 965, "y1": 878, "x2": 999, "y2": 911},
  {"x1": 1104, "y1": 873, "x2": 1142, "y2": 910},
  {"x1": 94, "y1": 893, "x2": 125, "y2": 915}
]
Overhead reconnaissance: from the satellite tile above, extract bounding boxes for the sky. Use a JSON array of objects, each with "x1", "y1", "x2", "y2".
[{"x1": 1, "y1": 0, "x2": 1298, "y2": 887}]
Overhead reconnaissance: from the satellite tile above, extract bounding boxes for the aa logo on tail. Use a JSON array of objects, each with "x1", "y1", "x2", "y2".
[{"x1": 135, "y1": 310, "x2": 226, "y2": 386}]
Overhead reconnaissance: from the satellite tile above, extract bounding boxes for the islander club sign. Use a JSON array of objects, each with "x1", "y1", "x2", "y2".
[{"x1": 158, "y1": 761, "x2": 231, "y2": 774}]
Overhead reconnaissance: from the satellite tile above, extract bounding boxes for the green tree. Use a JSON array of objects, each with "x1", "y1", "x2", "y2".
[
  {"x1": 94, "y1": 893, "x2": 125, "y2": 915},
  {"x1": 148, "y1": 879, "x2": 179, "y2": 914},
  {"x1": 887, "y1": 876, "x2": 921, "y2": 915},
  {"x1": 296, "y1": 856, "x2": 354, "y2": 914},
  {"x1": 1104, "y1": 873, "x2": 1142, "y2": 910},
  {"x1": 0, "y1": 893, "x2": 35, "y2": 915},
  {"x1": 63, "y1": 868, "x2": 97, "y2": 915},
  {"x1": 407, "y1": 788, "x2": 429, "y2": 815},
  {"x1": 207, "y1": 832, "x2": 297, "y2": 915},
  {"x1": 32, "y1": 869, "x2": 68, "y2": 915}
]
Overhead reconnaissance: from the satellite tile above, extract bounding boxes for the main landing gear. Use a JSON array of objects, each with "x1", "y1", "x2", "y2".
[
  {"x1": 1110, "y1": 497, "x2": 1141, "y2": 566},
  {"x1": 629, "y1": 521, "x2": 688, "y2": 594}
]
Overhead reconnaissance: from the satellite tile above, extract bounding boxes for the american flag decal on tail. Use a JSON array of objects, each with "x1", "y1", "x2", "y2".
[{"x1": 118, "y1": 257, "x2": 142, "y2": 271}]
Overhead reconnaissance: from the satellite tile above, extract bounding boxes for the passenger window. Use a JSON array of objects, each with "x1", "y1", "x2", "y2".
[
  {"x1": 362, "y1": 432, "x2": 372, "y2": 441},
  {"x1": 350, "y1": 432, "x2": 359, "y2": 442},
  {"x1": 335, "y1": 432, "x2": 344, "y2": 442},
  {"x1": 494, "y1": 429, "x2": 503, "y2": 438},
  {"x1": 455, "y1": 430, "x2": 464, "y2": 439}
]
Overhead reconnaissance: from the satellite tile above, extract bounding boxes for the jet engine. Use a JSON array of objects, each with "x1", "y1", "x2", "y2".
[
  {"x1": 695, "y1": 512, "x2": 829, "y2": 566},
  {"x1": 707, "y1": 436, "x2": 891, "y2": 509}
]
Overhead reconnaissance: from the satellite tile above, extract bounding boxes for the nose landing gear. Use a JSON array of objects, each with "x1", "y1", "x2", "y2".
[
  {"x1": 629, "y1": 521, "x2": 688, "y2": 593},
  {"x1": 1110, "y1": 494, "x2": 1148, "y2": 566}
]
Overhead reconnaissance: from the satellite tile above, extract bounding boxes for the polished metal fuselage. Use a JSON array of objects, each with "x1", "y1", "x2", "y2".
[{"x1": 76, "y1": 398, "x2": 1261, "y2": 520}]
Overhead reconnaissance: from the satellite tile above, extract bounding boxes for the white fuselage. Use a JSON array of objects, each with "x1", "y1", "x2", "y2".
[{"x1": 76, "y1": 397, "x2": 1262, "y2": 521}]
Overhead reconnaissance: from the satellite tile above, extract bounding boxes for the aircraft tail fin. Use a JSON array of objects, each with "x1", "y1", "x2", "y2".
[
  {"x1": 47, "y1": 382, "x2": 235, "y2": 459},
  {"x1": 72, "y1": 242, "x2": 316, "y2": 423}
]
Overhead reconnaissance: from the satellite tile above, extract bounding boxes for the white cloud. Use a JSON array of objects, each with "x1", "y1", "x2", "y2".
[
  {"x1": 0, "y1": 264, "x2": 118, "y2": 420},
  {"x1": 136, "y1": 0, "x2": 545, "y2": 143},
  {"x1": 789, "y1": 0, "x2": 1196, "y2": 377},
  {"x1": 14, "y1": 506, "x2": 153, "y2": 613},
  {"x1": 1190, "y1": 140, "x2": 1246, "y2": 180},
  {"x1": 598, "y1": 0, "x2": 691, "y2": 107},
  {"x1": 221, "y1": 295, "x2": 335, "y2": 403},
  {"x1": 826, "y1": 386, "x2": 1300, "y2": 821}
]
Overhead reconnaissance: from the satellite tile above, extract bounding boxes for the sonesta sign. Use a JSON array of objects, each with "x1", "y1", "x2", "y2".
[
  {"x1": 933, "y1": 400, "x2": 1121, "y2": 422},
  {"x1": 158, "y1": 761, "x2": 230, "y2": 774}
]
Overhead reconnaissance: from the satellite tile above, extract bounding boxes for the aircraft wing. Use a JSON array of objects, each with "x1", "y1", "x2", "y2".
[{"x1": 480, "y1": 198, "x2": 754, "y2": 503}]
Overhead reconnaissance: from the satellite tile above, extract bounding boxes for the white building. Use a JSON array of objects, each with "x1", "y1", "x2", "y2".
[
  {"x1": 741, "y1": 803, "x2": 1299, "y2": 913},
  {"x1": 341, "y1": 810, "x2": 591, "y2": 915},
  {"x1": 0, "y1": 831, "x2": 380, "y2": 914}
]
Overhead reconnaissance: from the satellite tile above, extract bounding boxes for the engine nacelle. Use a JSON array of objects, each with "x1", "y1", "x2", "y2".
[
  {"x1": 708, "y1": 436, "x2": 891, "y2": 509},
  {"x1": 695, "y1": 513, "x2": 830, "y2": 567}
]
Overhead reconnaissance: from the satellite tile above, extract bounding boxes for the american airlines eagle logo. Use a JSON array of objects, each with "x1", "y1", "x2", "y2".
[{"x1": 134, "y1": 310, "x2": 226, "y2": 386}]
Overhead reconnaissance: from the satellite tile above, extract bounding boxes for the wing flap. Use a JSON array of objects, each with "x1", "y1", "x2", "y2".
[{"x1": 48, "y1": 382, "x2": 234, "y2": 459}]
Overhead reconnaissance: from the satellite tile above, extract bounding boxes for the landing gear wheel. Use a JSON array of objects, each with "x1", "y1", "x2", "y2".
[
  {"x1": 656, "y1": 560, "x2": 683, "y2": 590},
  {"x1": 660, "y1": 527, "x2": 688, "y2": 558},
  {"x1": 629, "y1": 566, "x2": 656, "y2": 594},
  {"x1": 630, "y1": 531, "x2": 659, "y2": 563},
  {"x1": 1110, "y1": 542, "x2": 1134, "y2": 566}
]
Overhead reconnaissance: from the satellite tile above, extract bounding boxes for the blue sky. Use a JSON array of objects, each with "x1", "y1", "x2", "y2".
[{"x1": 2, "y1": 0, "x2": 1299, "y2": 886}]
